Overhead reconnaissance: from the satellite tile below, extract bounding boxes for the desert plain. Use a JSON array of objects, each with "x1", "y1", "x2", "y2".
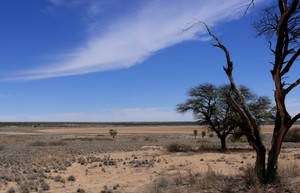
[{"x1": 0, "y1": 123, "x2": 299, "y2": 193}]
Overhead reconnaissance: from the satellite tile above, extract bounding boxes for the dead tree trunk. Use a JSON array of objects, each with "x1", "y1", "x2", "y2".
[
  {"x1": 202, "y1": 23, "x2": 267, "y2": 180},
  {"x1": 259, "y1": 0, "x2": 300, "y2": 183},
  {"x1": 198, "y1": 0, "x2": 299, "y2": 183}
]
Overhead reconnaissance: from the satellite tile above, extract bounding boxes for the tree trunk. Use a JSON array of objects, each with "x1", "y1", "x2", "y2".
[
  {"x1": 220, "y1": 136, "x2": 226, "y2": 150},
  {"x1": 265, "y1": 123, "x2": 288, "y2": 183},
  {"x1": 254, "y1": 144, "x2": 266, "y2": 182}
]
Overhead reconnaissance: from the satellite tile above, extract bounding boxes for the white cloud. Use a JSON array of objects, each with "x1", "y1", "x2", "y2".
[
  {"x1": 0, "y1": 107, "x2": 193, "y2": 122},
  {"x1": 8, "y1": 0, "x2": 264, "y2": 81}
]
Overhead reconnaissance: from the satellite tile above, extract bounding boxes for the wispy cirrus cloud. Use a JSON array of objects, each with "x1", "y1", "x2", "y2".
[{"x1": 7, "y1": 0, "x2": 263, "y2": 81}]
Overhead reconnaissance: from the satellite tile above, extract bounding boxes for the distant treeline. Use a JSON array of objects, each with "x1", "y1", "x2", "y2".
[
  {"x1": 0, "y1": 121, "x2": 198, "y2": 128},
  {"x1": 0, "y1": 121, "x2": 299, "y2": 128}
]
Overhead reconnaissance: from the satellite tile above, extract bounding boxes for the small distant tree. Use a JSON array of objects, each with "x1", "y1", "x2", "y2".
[
  {"x1": 177, "y1": 83, "x2": 273, "y2": 150},
  {"x1": 109, "y1": 129, "x2": 117, "y2": 138},
  {"x1": 193, "y1": 129, "x2": 198, "y2": 139},
  {"x1": 201, "y1": 131, "x2": 206, "y2": 138}
]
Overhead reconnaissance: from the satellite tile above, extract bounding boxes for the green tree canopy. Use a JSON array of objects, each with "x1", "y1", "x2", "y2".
[{"x1": 177, "y1": 83, "x2": 273, "y2": 150}]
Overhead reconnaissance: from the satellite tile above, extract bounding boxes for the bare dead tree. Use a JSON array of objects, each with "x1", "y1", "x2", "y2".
[
  {"x1": 255, "y1": 0, "x2": 300, "y2": 183},
  {"x1": 200, "y1": 0, "x2": 299, "y2": 183},
  {"x1": 202, "y1": 23, "x2": 267, "y2": 181}
]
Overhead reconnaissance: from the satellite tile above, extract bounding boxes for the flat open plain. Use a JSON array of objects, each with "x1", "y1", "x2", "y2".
[{"x1": 0, "y1": 124, "x2": 299, "y2": 193}]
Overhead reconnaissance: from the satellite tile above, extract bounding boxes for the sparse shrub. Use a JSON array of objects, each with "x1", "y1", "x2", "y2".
[
  {"x1": 113, "y1": 184, "x2": 120, "y2": 190},
  {"x1": 197, "y1": 141, "x2": 219, "y2": 151},
  {"x1": 201, "y1": 131, "x2": 206, "y2": 138},
  {"x1": 144, "y1": 137, "x2": 158, "y2": 142},
  {"x1": 54, "y1": 175, "x2": 65, "y2": 183},
  {"x1": 109, "y1": 129, "x2": 118, "y2": 138},
  {"x1": 144, "y1": 176, "x2": 169, "y2": 193},
  {"x1": 130, "y1": 137, "x2": 138, "y2": 141},
  {"x1": 26, "y1": 173, "x2": 38, "y2": 180},
  {"x1": 284, "y1": 127, "x2": 300, "y2": 142},
  {"x1": 77, "y1": 157, "x2": 86, "y2": 165},
  {"x1": 28, "y1": 140, "x2": 66, "y2": 146},
  {"x1": 64, "y1": 160, "x2": 72, "y2": 167},
  {"x1": 28, "y1": 141, "x2": 47, "y2": 146},
  {"x1": 143, "y1": 162, "x2": 300, "y2": 193},
  {"x1": 239, "y1": 164, "x2": 259, "y2": 188},
  {"x1": 100, "y1": 185, "x2": 113, "y2": 193},
  {"x1": 76, "y1": 188, "x2": 85, "y2": 193},
  {"x1": 0, "y1": 144, "x2": 4, "y2": 151},
  {"x1": 35, "y1": 150, "x2": 76, "y2": 167},
  {"x1": 68, "y1": 175, "x2": 76, "y2": 181},
  {"x1": 41, "y1": 182, "x2": 50, "y2": 191},
  {"x1": 279, "y1": 163, "x2": 300, "y2": 178},
  {"x1": 6, "y1": 187, "x2": 15, "y2": 193},
  {"x1": 48, "y1": 140, "x2": 67, "y2": 146},
  {"x1": 4, "y1": 174, "x2": 15, "y2": 182},
  {"x1": 167, "y1": 143, "x2": 192, "y2": 152},
  {"x1": 20, "y1": 182, "x2": 30, "y2": 193},
  {"x1": 209, "y1": 133, "x2": 214, "y2": 138},
  {"x1": 28, "y1": 181, "x2": 39, "y2": 191},
  {"x1": 193, "y1": 129, "x2": 198, "y2": 139}
]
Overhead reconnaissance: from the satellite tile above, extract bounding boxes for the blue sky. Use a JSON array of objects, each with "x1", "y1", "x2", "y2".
[{"x1": 0, "y1": 0, "x2": 299, "y2": 122}]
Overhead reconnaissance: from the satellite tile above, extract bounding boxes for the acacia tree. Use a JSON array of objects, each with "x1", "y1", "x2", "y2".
[
  {"x1": 202, "y1": 0, "x2": 299, "y2": 183},
  {"x1": 177, "y1": 83, "x2": 273, "y2": 150}
]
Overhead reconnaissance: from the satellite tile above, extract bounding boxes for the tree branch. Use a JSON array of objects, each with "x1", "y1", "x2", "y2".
[
  {"x1": 225, "y1": 94, "x2": 250, "y2": 127},
  {"x1": 225, "y1": 125, "x2": 235, "y2": 136},
  {"x1": 278, "y1": 0, "x2": 285, "y2": 15},
  {"x1": 291, "y1": 113, "x2": 300, "y2": 126},
  {"x1": 285, "y1": 77, "x2": 300, "y2": 94},
  {"x1": 280, "y1": 48, "x2": 300, "y2": 76}
]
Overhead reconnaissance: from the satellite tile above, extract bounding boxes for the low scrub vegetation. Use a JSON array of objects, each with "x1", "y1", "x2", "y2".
[
  {"x1": 167, "y1": 143, "x2": 193, "y2": 152},
  {"x1": 28, "y1": 140, "x2": 67, "y2": 146},
  {"x1": 144, "y1": 164, "x2": 300, "y2": 193},
  {"x1": 284, "y1": 127, "x2": 300, "y2": 142},
  {"x1": 0, "y1": 144, "x2": 4, "y2": 151},
  {"x1": 167, "y1": 141, "x2": 220, "y2": 153}
]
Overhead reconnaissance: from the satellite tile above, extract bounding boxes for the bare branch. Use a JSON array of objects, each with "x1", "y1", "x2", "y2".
[
  {"x1": 280, "y1": 48, "x2": 300, "y2": 76},
  {"x1": 291, "y1": 113, "x2": 300, "y2": 126},
  {"x1": 203, "y1": 23, "x2": 263, "y2": 143},
  {"x1": 242, "y1": 0, "x2": 255, "y2": 17},
  {"x1": 285, "y1": 77, "x2": 300, "y2": 94},
  {"x1": 269, "y1": 41, "x2": 276, "y2": 54}
]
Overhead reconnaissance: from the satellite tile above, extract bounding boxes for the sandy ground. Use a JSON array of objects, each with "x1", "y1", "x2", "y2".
[
  {"x1": 0, "y1": 125, "x2": 299, "y2": 193},
  {"x1": 42, "y1": 147, "x2": 259, "y2": 193},
  {"x1": 10, "y1": 145, "x2": 299, "y2": 193}
]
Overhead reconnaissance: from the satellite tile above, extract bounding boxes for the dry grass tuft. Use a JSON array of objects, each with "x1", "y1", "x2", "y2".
[
  {"x1": 144, "y1": 164, "x2": 300, "y2": 193},
  {"x1": 35, "y1": 150, "x2": 75, "y2": 167},
  {"x1": 144, "y1": 166, "x2": 242, "y2": 193},
  {"x1": 167, "y1": 143, "x2": 193, "y2": 152},
  {"x1": 167, "y1": 141, "x2": 220, "y2": 153}
]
